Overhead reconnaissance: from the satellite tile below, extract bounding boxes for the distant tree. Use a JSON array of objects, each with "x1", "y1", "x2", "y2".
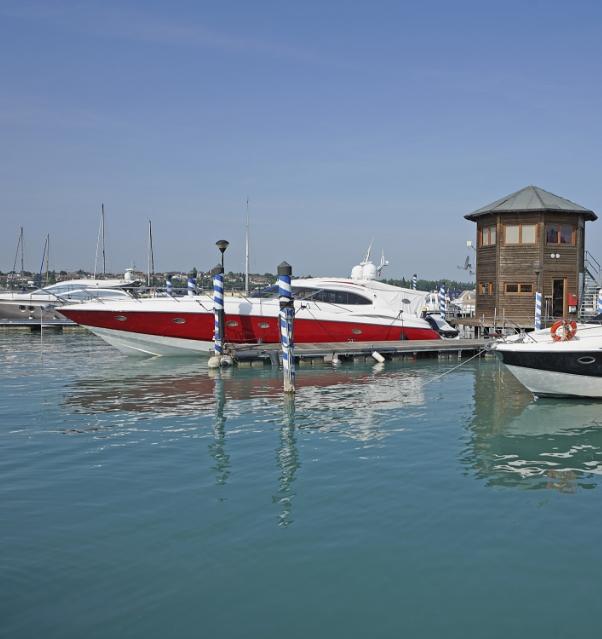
[
  {"x1": 383, "y1": 278, "x2": 474, "y2": 292},
  {"x1": 189, "y1": 267, "x2": 198, "y2": 279}
]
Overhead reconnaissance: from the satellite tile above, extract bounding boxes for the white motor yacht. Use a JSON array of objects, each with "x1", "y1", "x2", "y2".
[
  {"x1": 0, "y1": 270, "x2": 141, "y2": 321},
  {"x1": 491, "y1": 319, "x2": 602, "y2": 398},
  {"x1": 60, "y1": 256, "x2": 453, "y2": 357}
]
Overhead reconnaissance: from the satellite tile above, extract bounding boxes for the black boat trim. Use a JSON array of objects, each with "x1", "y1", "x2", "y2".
[{"x1": 498, "y1": 350, "x2": 602, "y2": 377}]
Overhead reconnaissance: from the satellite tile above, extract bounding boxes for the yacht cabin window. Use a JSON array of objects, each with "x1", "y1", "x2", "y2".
[{"x1": 252, "y1": 285, "x2": 371, "y2": 305}]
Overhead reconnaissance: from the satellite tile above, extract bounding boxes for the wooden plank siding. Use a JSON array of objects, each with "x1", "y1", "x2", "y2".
[{"x1": 474, "y1": 211, "x2": 586, "y2": 326}]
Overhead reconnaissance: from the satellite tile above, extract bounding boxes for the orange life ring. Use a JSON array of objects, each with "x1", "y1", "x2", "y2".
[{"x1": 550, "y1": 319, "x2": 577, "y2": 342}]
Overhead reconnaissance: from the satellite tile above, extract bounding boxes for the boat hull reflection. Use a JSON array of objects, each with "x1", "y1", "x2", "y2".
[{"x1": 466, "y1": 362, "x2": 602, "y2": 491}]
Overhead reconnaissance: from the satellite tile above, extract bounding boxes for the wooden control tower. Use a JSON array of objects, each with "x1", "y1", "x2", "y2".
[{"x1": 465, "y1": 185, "x2": 597, "y2": 327}]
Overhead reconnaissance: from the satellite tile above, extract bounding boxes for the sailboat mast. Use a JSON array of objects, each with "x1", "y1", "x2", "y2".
[
  {"x1": 45, "y1": 234, "x2": 50, "y2": 286},
  {"x1": 147, "y1": 219, "x2": 155, "y2": 287},
  {"x1": 101, "y1": 203, "x2": 106, "y2": 276},
  {"x1": 39, "y1": 235, "x2": 49, "y2": 284},
  {"x1": 245, "y1": 197, "x2": 250, "y2": 295},
  {"x1": 20, "y1": 227, "x2": 24, "y2": 274},
  {"x1": 13, "y1": 227, "x2": 23, "y2": 275},
  {"x1": 94, "y1": 207, "x2": 101, "y2": 278}
]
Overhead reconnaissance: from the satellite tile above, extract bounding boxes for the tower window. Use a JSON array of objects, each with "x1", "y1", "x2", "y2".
[
  {"x1": 479, "y1": 225, "x2": 496, "y2": 246},
  {"x1": 546, "y1": 224, "x2": 575, "y2": 245},
  {"x1": 504, "y1": 224, "x2": 537, "y2": 244}
]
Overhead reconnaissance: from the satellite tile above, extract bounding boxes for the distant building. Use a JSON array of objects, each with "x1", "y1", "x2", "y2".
[{"x1": 465, "y1": 185, "x2": 598, "y2": 327}]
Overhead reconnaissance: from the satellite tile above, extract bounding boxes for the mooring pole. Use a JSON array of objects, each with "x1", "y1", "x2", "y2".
[
  {"x1": 166, "y1": 276, "x2": 173, "y2": 296},
  {"x1": 187, "y1": 275, "x2": 196, "y2": 297},
  {"x1": 597, "y1": 289, "x2": 602, "y2": 315},
  {"x1": 412, "y1": 273, "x2": 417, "y2": 290},
  {"x1": 438, "y1": 283, "x2": 446, "y2": 319},
  {"x1": 534, "y1": 291, "x2": 542, "y2": 330},
  {"x1": 278, "y1": 261, "x2": 295, "y2": 394},
  {"x1": 213, "y1": 264, "x2": 224, "y2": 357}
]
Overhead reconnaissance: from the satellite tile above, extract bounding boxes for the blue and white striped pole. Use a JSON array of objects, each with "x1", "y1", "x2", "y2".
[
  {"x1": 534, "y1": 291, "x2": 542, "y2": 330},
  {"x1": 597, "y1": 289, "x2": 602, "y2": 315},
  {"x1": 278, "y1": 261, "x2": 295, "y2": 394},
  {"x1": 412, "y1": 274, "x2": 417, "y2": 290},
  {"x1": 187, "y1": 276, "x2": 196, "y2": 297},
  {"x1": 213, "y1": 265, "x2": 225, "y2": 357},
  {"x1": 438, "y1": 283, "x2": 446, "y2": 319},
  {"x1": 166, "y1": 277, "x2": 173, "y2": 296}
]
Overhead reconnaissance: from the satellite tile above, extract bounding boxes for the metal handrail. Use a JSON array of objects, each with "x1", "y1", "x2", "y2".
[{"x1": 585, "y1": 250, "x2": 601, "y2": 275}]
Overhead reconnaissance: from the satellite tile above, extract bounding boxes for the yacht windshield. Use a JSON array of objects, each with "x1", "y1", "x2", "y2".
[{"x1": 252, "y1": 284, "x2": 279, "y2": 298}]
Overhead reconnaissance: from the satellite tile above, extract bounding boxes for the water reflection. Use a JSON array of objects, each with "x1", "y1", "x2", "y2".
[
  {"x1": 207, "y1": 369, "x2": 230, "y2": 486},
  {"x1": 63, "y1": 358, "x2": 427, "y2": 442},
  {"x1": 465, "y1": 361, "x2": 602, "y2": 491},
  {"x1": 273, "y1": 397, "x2": 299, "y2": 527},
  {"x1": 58, "y1": 351, "x2": 602, "y2": 494}
]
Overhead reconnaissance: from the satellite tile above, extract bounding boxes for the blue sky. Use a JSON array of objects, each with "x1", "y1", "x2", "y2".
[{"x1": 2, "y1": 0, "x2": 602, "y2": 279}]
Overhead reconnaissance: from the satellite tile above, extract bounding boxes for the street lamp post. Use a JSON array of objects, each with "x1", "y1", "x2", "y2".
[
  {"x1": 208, "y1": 240, "x2": 231, "y2": 368},
  {"x1": 216, "y1": 240, "x2": 229, "y2": 270}
]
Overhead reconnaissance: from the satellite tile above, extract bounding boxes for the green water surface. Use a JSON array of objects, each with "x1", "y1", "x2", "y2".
[{"x1": 2, "y1": 331, "x2": 602, "y2": 638}]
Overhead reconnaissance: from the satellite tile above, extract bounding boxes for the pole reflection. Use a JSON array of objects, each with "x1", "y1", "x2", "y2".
[
  {"x1": 273, "y1": 396, "x2": 300, "y2": 527},
  {"x1": 207, "y1": 368, "x2": 230, "y2": 486}
]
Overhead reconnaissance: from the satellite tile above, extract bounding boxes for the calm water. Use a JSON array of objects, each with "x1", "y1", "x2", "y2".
[{"x1": 2, "y1": 331, "x2": 602, "y2": 638}]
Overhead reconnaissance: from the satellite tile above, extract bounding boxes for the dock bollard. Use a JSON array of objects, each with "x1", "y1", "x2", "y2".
[
  {"x1": 278, "y1": 261, "x2": 296, "y2": 393},
  {"x1": 534, "y1": 291, "x2": 542, "y2": 330},
  {"x1": 597, "y1": 289, "x2": 602, "y2": 315},
  {"x1": 208, "y1": 265, "x2": 230, "y2": 368}
]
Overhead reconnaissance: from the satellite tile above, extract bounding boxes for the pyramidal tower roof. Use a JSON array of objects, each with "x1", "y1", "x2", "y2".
[{"x1": 465, "y1": 185, "x2": 597, "y2": 221}]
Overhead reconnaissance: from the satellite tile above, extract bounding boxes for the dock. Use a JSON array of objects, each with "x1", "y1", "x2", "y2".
[
  {"x1": 0, "y1": 319, "x2": 78, "y2": 331},
  {"x1": 228, "y1": 338, "x2": 489, "y2": 366}
]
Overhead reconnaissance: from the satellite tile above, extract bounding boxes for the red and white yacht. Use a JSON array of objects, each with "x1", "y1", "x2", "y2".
[{"x1": 61, "y1": 257, "x2": 447, "y2": 357}]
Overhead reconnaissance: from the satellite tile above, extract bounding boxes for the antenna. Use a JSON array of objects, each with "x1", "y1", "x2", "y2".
[
  {"x1": 245, "y1": 197, "x2": 250, "y2": 295},
  {"x1": 377, "y1": 249, "x2": 389, "y2": 276},
  {"x1": 363, "y1": 239, "x2": 374, "y2": 264}
]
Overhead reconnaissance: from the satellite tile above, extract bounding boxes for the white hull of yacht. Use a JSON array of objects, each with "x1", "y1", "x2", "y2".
[
  {"x1": 493, "y1": 323, "x2": 602, "y2": 398},
  {"x1": 505, "y1": 364, "x2": 602, "y2": 399},
  {"x1": 87, "y1": 326, "x2": 214, "y2": 357}
]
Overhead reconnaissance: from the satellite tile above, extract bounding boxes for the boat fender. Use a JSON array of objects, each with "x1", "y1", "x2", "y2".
[
  {"x1": 550, "y1": 319, "x2": 577, "y2": 342},
  {"x1": 371, "y1": 351, "x2": 386, "y2": 363}
]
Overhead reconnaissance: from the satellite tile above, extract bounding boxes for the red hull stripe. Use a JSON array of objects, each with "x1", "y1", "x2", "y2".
[{"x1": 60, "y1": 309, "x2": 441, "y2": 343}]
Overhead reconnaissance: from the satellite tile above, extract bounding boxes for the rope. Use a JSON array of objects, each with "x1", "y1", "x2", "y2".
[{"x1": 424, "y1": 348, "x2": 488, "y2": 386}]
